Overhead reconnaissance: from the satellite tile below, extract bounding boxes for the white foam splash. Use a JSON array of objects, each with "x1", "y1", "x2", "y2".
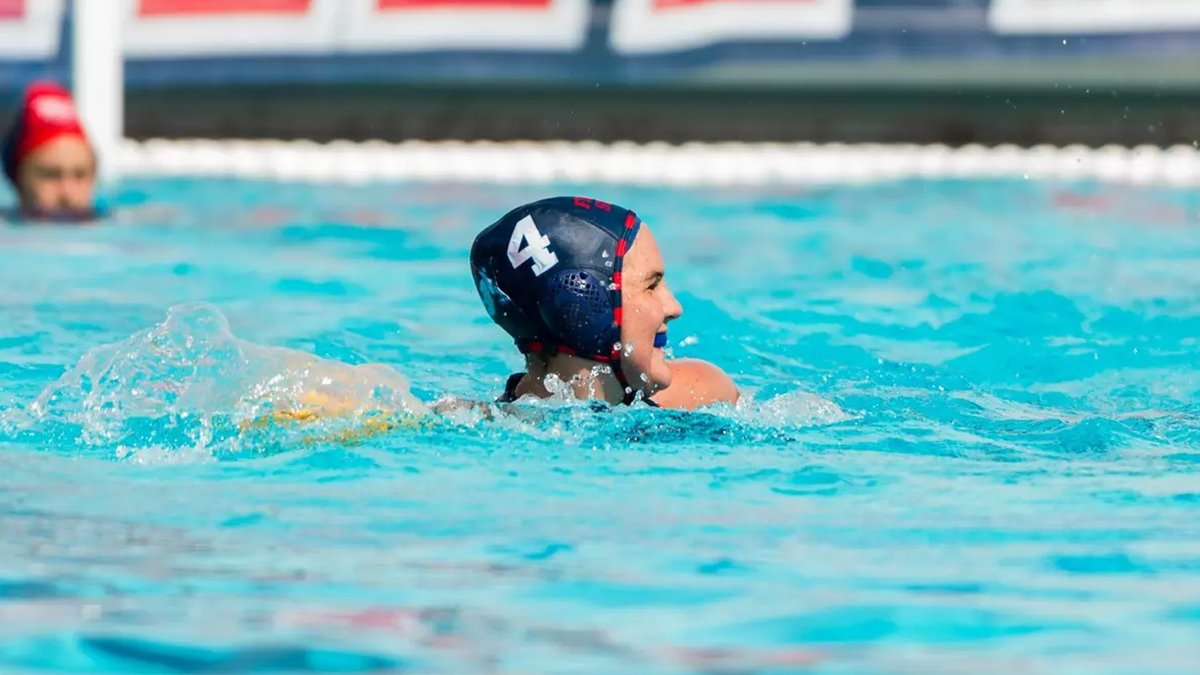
[
  {"x1": 541, "y1": 373, "x2": 580, "y2": 403},
  {"x1": 729, "y1": 389, "x2": 851, "y2": 428},
  {"x1": 28, "y1": 302, "x2": 427, "y2": 452}
]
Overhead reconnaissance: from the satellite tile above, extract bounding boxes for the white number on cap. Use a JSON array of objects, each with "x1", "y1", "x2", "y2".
[{"x1": 507, "y1": 215, "x2": 559, "y2": 276}]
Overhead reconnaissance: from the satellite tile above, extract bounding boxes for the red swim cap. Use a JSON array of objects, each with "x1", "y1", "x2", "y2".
[{"x1": 2, "y1": 81, "x2": 89, "y2": 185}]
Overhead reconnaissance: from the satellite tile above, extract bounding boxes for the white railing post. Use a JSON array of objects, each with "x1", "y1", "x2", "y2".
[{"x1": 72, "y1": 0, "x2": 123, "y2": 184}]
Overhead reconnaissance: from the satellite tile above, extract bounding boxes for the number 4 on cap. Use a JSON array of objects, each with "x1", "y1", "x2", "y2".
[{"x1": 507, "y1": 215, "x2": 559, "y2": 276}]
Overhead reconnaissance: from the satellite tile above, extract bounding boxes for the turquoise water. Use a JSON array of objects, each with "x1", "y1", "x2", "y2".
[{"x1": 1, "y1": 178, "x2": 1198, "y2": 674}]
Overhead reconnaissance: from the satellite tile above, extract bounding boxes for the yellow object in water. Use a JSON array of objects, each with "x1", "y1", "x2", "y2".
[{"x1": 239, "y1": 389, "x2": 428, "y2": 444}]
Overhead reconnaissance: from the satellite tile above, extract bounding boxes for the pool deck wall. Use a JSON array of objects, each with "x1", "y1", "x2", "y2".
[{"x1": 110, "y1": 78, "x2": 1200, "y2": 147}]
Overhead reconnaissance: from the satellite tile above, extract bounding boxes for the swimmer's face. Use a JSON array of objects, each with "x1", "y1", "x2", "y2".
[
  {"x1": 16, "y1": 136, "x2": 96, "y2": 218},
  {"x1": 621, "y1": 225, "x2": 682, "y2": 394}
]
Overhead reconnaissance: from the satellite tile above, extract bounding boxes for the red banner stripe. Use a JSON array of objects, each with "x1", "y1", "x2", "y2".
[
  {"x1": 378, "y1": 0, "x2": 551, "y2": 9},
  {"x1": 139, "y1": 0, "x2": 312, "y2": 17},
  {"x1": 654, "y1": 0, "x2": 812, "y2": 7},
  {"x1": 0, "y1": 0, "x2": 24, "y2": 21}
]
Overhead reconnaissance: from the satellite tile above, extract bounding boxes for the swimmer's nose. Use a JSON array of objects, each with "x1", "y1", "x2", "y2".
[{"x1": 663, "y1": 280, "x2": 683, "y2": 323}]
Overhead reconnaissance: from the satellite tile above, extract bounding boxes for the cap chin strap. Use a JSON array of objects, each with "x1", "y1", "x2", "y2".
[{"x1": 517, "y1": 339, "x2": 640, "y2": 405}]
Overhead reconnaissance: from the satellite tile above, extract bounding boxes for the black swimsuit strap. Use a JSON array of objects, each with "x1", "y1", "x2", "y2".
[{"x1": 496, "y1": 373, "x2": 525, "y2": 404}]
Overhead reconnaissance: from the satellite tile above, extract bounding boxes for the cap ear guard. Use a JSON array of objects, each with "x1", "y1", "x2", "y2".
[{"x1": 537, "y1": 268, "x2": 618, "y2": 359}]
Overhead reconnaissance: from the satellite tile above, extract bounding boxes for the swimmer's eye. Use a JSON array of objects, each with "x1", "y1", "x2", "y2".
[{"x1": 646, "y1": 272, "x2": 664, "y2": 291}]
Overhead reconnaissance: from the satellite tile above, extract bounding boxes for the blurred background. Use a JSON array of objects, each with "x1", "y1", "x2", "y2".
[
  {"x1": 2, "y1": 0, "x2": 1200, "y2": 145},
  {"x1": 2, "y1": 6, "x2": 1200, "y2": 673}
]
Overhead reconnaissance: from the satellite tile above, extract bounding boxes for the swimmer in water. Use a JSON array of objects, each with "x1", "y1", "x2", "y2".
[
  {"x1": 469, "y1": 196, "x2": 738, "y2": 410},
  {"x1": 2, "y1": 81, "x2": 100, "y2": 222},
  {"x1": 240, "y1": 197, "x2": 736, "y2": 437}
]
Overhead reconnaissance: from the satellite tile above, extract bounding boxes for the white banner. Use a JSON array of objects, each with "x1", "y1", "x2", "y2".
[
  {"x1": 609, "y1": 0, "x2": 853, "y2": 55},
  {"x1": 990, "y1": 0, "x2": 1200, "y2": 34},
  {"x1": 340, "y1": 0, "x2": 590, "y2": 53},
  {"x1": 0, "y1": 0, "x2": 64, "y2": 59},
  {"x1": 123, "y1": 0, "x2": 340, "y2": 58}
]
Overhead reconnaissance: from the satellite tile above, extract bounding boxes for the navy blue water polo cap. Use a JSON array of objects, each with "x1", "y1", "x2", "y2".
[{"x1": 470, "y1": 196, "x2": 642, "y2": 368}]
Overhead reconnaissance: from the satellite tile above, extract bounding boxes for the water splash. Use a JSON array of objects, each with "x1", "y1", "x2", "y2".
[
  {"x1": 730, "y1": 390, "x2": 851, "y2": 428},
  {"x1": 7, "y1": 303, "x2": 844, "y2": 460},
  {"x1": 22, "y1": 302, "x2": 426, "y2": 457}
]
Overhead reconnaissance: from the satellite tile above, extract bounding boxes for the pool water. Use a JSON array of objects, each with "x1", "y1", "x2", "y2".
[{"x1": 1, "y1": 178, "x2": 1198, "y2": 674}]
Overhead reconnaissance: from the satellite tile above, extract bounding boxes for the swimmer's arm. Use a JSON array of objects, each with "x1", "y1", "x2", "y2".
[
  {"x1": 651, "y1": 359, "x2": 739, "y2": 411},
  {"x1": 431, "y1": 396, "x2": 507, "y2": 420}
]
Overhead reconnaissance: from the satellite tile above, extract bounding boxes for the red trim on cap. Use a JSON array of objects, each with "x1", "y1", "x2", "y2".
[{"x1": 520, "y1": 338, "x2": 619, "y2": 363}]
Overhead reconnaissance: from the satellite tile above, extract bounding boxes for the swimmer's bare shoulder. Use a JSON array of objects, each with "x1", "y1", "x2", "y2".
[{"x1": 651, "y1": 359, "x2": 739, "y2": 410}]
